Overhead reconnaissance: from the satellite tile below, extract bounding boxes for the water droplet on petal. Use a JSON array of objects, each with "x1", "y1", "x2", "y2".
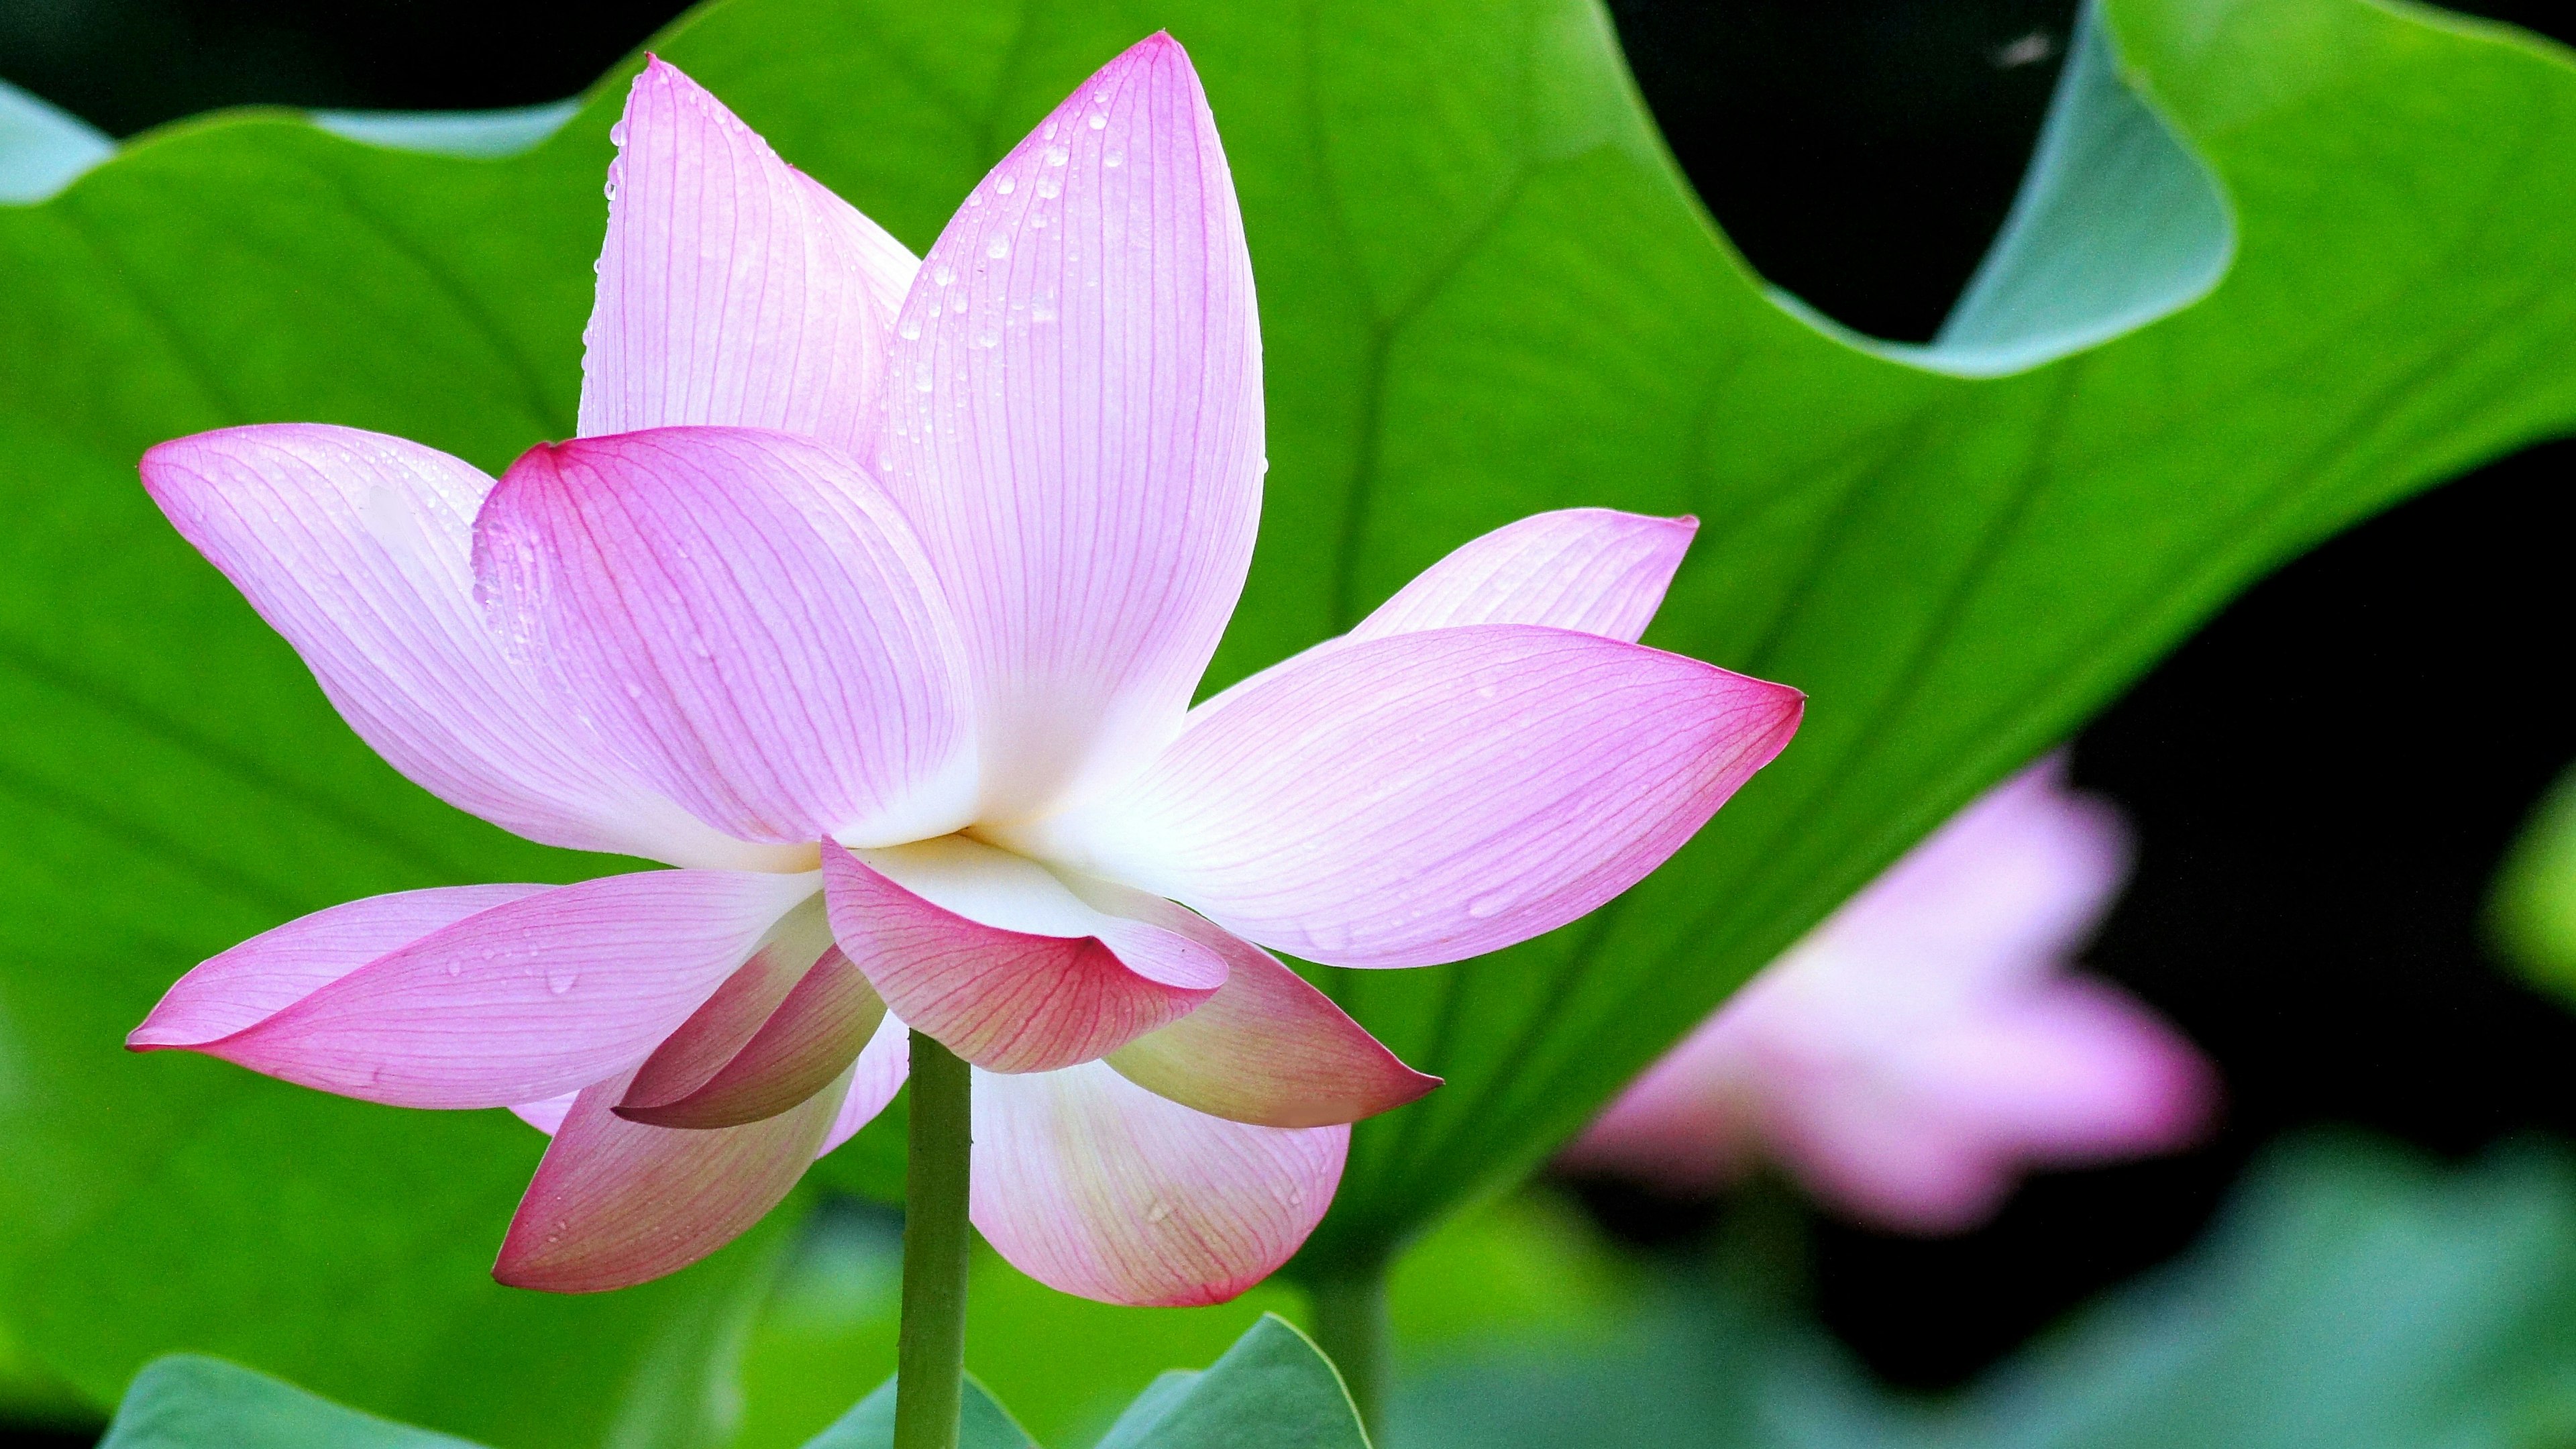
[
  {"x1": 987, "y1": 235, "x2": 1010, "y2": 260},
  {"x1": 608, "y1": 120, "x2": 628, "y2": 146},
  {"x1": 547, "y1": 969, "x2": 580, "y2": 996},
  {"x1": 1146, "y1": 1199, "x2": 1173, "y2": 1224},
  {"x1": 1036, "y1": 176, "x2": 1060, "y2": 199},
  {"x1": 1045, "y1": 146, "x2": 1069, "y2": 167},
  {"x1": 1042, "y1": 120, "x2": 1059, "y2": 141},
  {"x1": 603, "y1": 180, "x2": 617, "y2": 201},
  {"x1": 914, "y1": 364, "x2": 934, "y2": 392},
  {"x1": 1104, "y1": 150, "x2": 1124, "y2": 168},
  {"x1": 446, "y1": 961, "x2": 461, "y2": 977},
  {"x1": 1465, "y1": 891, "x2": 1511, "y2": 920},
  {"x1": 625, "y1": 681, "x2": 645, "y2": 699},
  {"x1": 898, "y1": 318, "x2": 922, "y2": 341},
  {"x1": 932, "y1": 262, "x2": 956, "y2": 286},
  {"x1": 997, "y1": 176, "x2": 1016, "y2": 195},
  {"x1": 1087, "y1": 112, "x2": 1106, "y2": 130}
]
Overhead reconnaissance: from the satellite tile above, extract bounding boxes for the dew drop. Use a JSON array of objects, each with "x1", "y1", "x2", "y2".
[
  {"x1": 1465, "y1": 891, "x2": 1511, "y2": 920},
  {"x1": 625, "y1": 681, "x2": 645, "y2": 699},
  {"x1": 546, "y1": 969, "x2": 580, "y2": 997},
  {"x1": 1104, "y1": 150, "x2": 1124, "y2": 168},
  {"x1": 1087, "y1": 112, "x2": 1107, "y2": 130},
  {"x1": 603, "y1": 180, "x2": 618, "y2": 201},
  {"x1": 1145, "y1": 1199, "x2": 1174, "y2": 1224},
  {"x1": 997, "y1": 176, "x2": 1016, "y2": 195},
  {"x1": 914, "y1": 364, "x2": 934, "y2": 392},
  {"x1": 987, "y1": 235, "x2": 1010, "y2": 260},
  {"x1": 1042, "y1": 120, "x2": 1059, "y2": 141},
  {"x1": 1045, "y1": 146, "x2": 1069, "y2": 167},
  {"x1": 1031, "y1": 303, "x2": 1056, "y2": 323},
  {"x1": 1036, "y1": 176, "x2": 1061, "y2": 199},
  {"x1": 445, "y1": 961, "x2": 461, "y2": 977},
  {"x1": 898, "y1": 318, "x2": 922, "y2": 341},
  {"x1": 608, "y1": 119, "x2": 629, "y2": 146},
  {"x1": 932, "y1": 262, "x2": 957, "y2": 286}
]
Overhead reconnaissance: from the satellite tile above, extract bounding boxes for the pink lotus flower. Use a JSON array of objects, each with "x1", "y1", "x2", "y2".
[
  {"x1": 1563, "y1": 757, "x2": 2210, "y2": 1233},
  {"x1": 125, "y1": 36, "x2": 1803, "y2": 1305}
]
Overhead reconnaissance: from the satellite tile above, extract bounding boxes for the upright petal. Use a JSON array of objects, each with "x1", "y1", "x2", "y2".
[
  {"x1": 1014, "y1": 626, "x2": 1804, "y2": 968},
  {"x1": 971, "y1": 1062, "x2": 1342, "y2": 1307},
  {"x1": 496, "y1": 1061, "x2": 848, "y2": 1293},
  {"x1": 130, "y1": 884, "x2": 546, "y2": 1049},
  {"x1": 476, "y1": 428, "x2": 974, "y2": 847},
  {"x1": 580, "y1": 57, "x2": 917, "y2": 452},
  {"x1": 142, "y1": 425, "x2": 790, "y2": 869},
  {"x1": 1350, "y1": 509, "x2": 1697, "y2": 644},
  {"x1": 872, "y1": 34, "x2": 1264, "y2": 820},
  {"x1": 820, "y1": 838, "x2": 1221, "y2": 1073},
  {"x1": 157, "y1": 869, "x2": 818, "y2": 1108},
  {"x1": 1072, "y1": 879, "x2": 1438, "y2": 1127}
]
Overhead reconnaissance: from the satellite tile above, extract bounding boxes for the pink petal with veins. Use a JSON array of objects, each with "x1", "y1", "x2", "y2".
[
  {"x1": 476, "y1": 427, "x2": 973, "y2": 847},
  {"x1": 580, "y1": 57, "x2": 916, "y2": 451},
  {"x1": 820, "y1": 839, "x2": 1221, "y2": 1073},
  {"x1": 152, "y1": 869, "x2": 817, "y2": 1109},
  {"x1": 619, "y1": 947, "x2": 884, "y2": 1128},
  {"x1": 141, "y1": 425, "x2": 786, "y2": 869},
  {"x1": 971, "y1": 1061, "x2": 1343, "y2": 1306},
  {"x1": 131, "y1": 884, "x2": 547, "y2": 1048},
  {"x1": 872, "y1": 33, "x2": 1263, "y2": 819},
  {"x1": 1019, "y1": 625, "x2": 1802, "y2": 968},
  {"x1": 495, "y1": 1061, "x2": 849, "y2": 1293},
  {"x1": 1350, "y1": 508, "x2": 1697, "y2": 644},
  {"x1": 1075, "y1": 879, "x2": 1438, "y2": 1127}
]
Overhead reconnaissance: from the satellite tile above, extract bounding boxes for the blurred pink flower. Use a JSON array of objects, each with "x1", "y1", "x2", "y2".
[
  {"x1": 125, "y1": 39, "x2": 1803, "y2": 1302},
  {"x1": 1564, "y1": 757, "x2": 2211, "y2": 1233}
]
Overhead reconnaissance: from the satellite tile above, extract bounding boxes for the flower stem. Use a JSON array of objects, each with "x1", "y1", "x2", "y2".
[
  {"x1": 894, "y1": 1030, "x2": 973, "y2": 1449},
  {"x1": 1307, "y1": 1258, "x2": 1393, "y2": 1439}
]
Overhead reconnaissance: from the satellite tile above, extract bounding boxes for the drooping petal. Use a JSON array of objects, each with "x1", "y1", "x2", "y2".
[
  {"x1": 141, "y1": 425, "x2": 791, "y2": 869},
  {"x1": 618, "y1": 947, "x2": 885, "y2": 1128},
  {"x1": 475, "y1": 427, "x2": 974, "y2": 847},
  {"x1": 579, "y1": 57, "x2": 917, "y2": 452},
  {"x1": 1350, "y1": 509, "x2": 1697, "y2": 644},
  {"x1": 970, "y1": 1061, "x2": 1342, "y2": 1307},
  {"x1": 871, "y1": 33, "x2": 1264, "y2": 820},
  {"x1": 161, "y1": 869, "x2": 818, "y2": 1108},
  {"x1": 495, "y1": 1061, "x2": 848, "y2": 1293},
  {"x1": 820, "y1": 839, "x2": 1221, "y2": 1073},
  {"x1": 130, "y1": 883, "x2": 546, "y2": 1049},
  {"x1": 1068, "y1": 879, "x2": 1436, "y2": 1127},
  {"x1": 818, "y1": 1009, "x2": 911, "y2": 1157},
  {"x1": 1014, "y1": 625, "x2": 1805, "y2": 968}
]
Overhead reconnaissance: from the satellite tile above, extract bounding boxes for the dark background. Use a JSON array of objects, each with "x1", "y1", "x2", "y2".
[{"x1": 5, "y1": 0, "x2": 2575, "y2": 1421}]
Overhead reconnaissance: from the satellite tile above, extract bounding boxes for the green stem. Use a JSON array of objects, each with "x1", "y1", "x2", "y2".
[
  {"x1": 894, "y1": 1030, "x2": 973, "y2": 1449},
  {"x1": 1307, "y1": 1259, "x2": 1393, "y2": 1440}
]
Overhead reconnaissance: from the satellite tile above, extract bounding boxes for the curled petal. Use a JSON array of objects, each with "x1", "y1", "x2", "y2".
[
  {"x1": 1017, "y1": 625, "x2": 1804, "y2": 968},
  {"x1": 580, "y1": 57, "x2": 917, "y2": 451},
  {"x1": 971, "y1": 1061, "x2": 1343, "y2": 1306},
  {"x1": 153, "y1": 869, "x2": 818, "y2": 1109},
  {"x1": 495, "y1": 1061, "x2": 847, "y2": 1293},
  {"x1": 131, "y1": 884, "x2": 547, "y2": 1049},
  {"x1": 820, "y1": 839, "x2": 1220, "y2": 1073},
  {"x1": 476, "y1": 427, "x2": 973, "y2": 846},
  {"x1": 618, "y1": 947, "x2": 885, "y2": 1128},
  {"x1": 1351, "y1": 508, "x2": 1696, "y2": 644},
  {"x1": 621, "y1": 895, "x2": 836, "y2": 1109},
  {"x1": 1073, "y1": 881, "x2": 1437, "y2": 1127},
  {"x1": 141, "y1": 425, "x2": 788, "y2": 869},
  {"x1": 873, "y1": 33, "x2": 1264, "y2": 819}
]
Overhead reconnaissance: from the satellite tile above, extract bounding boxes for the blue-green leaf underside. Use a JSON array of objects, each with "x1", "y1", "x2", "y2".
[
  {"x1": 1092, "y1": 1315, "x2": 1368, "y2": 1449},
  {"x1": 800, "y1": 1374, "x2": 1032, "y2": 1449},
  {"x1": 99, "y1": 1356, "x2": 486, "y2": 1449}
]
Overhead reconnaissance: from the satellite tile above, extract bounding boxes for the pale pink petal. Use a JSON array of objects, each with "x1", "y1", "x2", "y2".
[
  {"x1": 142, "y1": 425, "x2": 791, "y2": 869},
  {"x1": 871, "y1": 34, "x2": 1263, "y2": 819},
  {"x1": 160, "y1": 869, "x2": 818, "y2": 1108},
  {"x1": 475, "y1": 427, "x2": 973, "y2": 847},
  {"x1": 579, "y1": 57, "x2": 917, "y2": 452},
  {"x1": 1069, "y1": 879, "x2": 1437, "y2": 1127},
  {"x1": 495, "y1": 1061, "x2": 847, "y2": 1293},
  {"x1": 818, "y1": 1010, "x2": 910, "y2": 1157},
  {"x1": 1016, "y1": 625, "x2": 1803, "y2": 969},
  {"x1": 1351, "y1": 509, "x2": 1697, "y2": 644},
  {"x1": 970, "y1": 1061, "x2": 1342, "y2": 1306},
  {"x1": 820, "y1": 839, "x2": 1221, "y2": 1073},
  {"x1": 129, "y1": 884, "x2": 546, "y2": 1048},
  {"x1": 1564, "y1": 759, "x2": 2215, "y2": 1234},
  {"x1": 618, "y1": 947, "x2": 884, "y2": 1128},
  {"x1": 512, "y1": 1094, "x2": 578, "y2": 1136}
]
